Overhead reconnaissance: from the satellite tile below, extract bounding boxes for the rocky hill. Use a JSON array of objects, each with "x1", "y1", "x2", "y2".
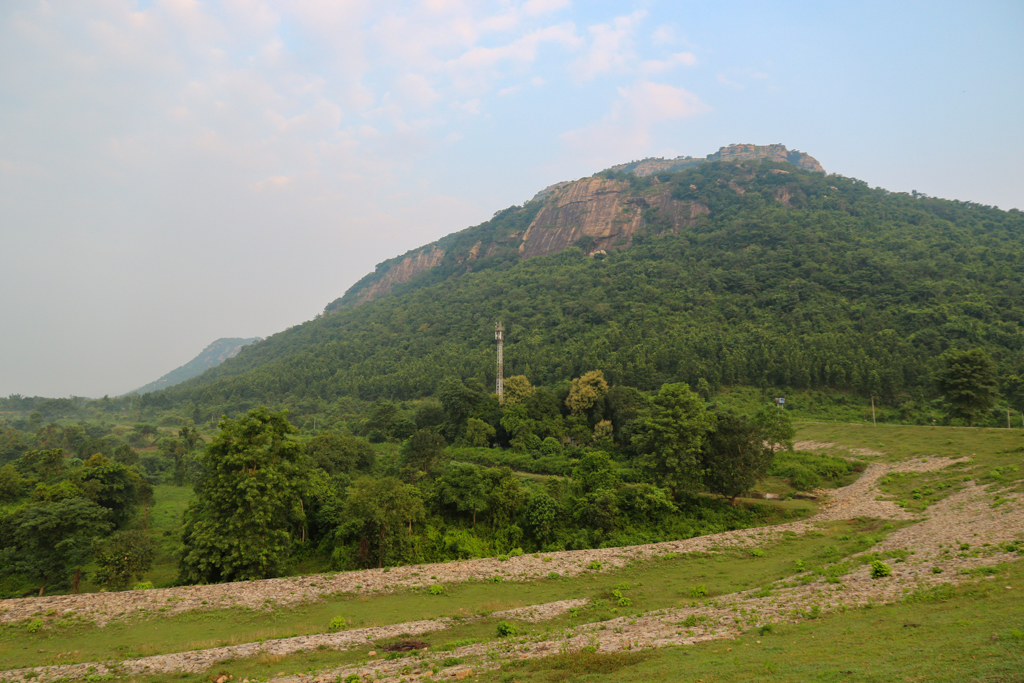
[
  {"x1": 132, "y1": 337, "x2": 261, "y2": 395},
  {"x1": 326, "y1": 143, "x2": 820, "y2": 312}
]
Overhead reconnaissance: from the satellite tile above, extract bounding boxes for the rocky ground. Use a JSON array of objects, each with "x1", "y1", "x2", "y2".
[{"x1": 1, "y1": 455, "x2": 1021, "y2": 683}]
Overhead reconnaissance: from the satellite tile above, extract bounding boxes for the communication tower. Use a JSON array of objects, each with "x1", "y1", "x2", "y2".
[{"x1": 495, "y1": 322, "x2": 504, "y2": 402}]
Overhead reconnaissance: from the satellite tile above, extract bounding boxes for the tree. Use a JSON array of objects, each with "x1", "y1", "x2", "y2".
[
  {"x1": 344, "y1": 477, "x2": 425, "y2": 568},
  {"x1": 402, "y1": 429, "x2": 446, "y2": 476},
  {"x1": 936, "y1": 348, "x2": 1000, "y2": 426},
  {"x1": 499, "y1": 403, "x2": 533, "y2": 450},
  {"x1": 178, "y1": 407, "x2": 310, "y2": 584},
  {"x1": 702, "y1": 410, "x2": 775, "y2": 504},
  {"x1": 565, "y1": 370, "x2": 609, "y2": 416},
  {"x1": 633, "y1": 383, "x2": 714, "y2": 495},
  {"x1": 431, "y1": 462, "x2": 488, "y2": 525},
  {"x1": 751, "y1": 407, "x2": 795, "y2": 452},
  {"x1": 464, "y1": 418, "x2": 496, "y2": 447},
  {"x1": 307, "y1": 431, "x2": 375, "y2": 474},
  {"x1": 525, "y1": 492, "x2": 560, "y2": 546},
  {"x1": 93, "y1": 530, "x2": 155, "y2": 591},
  {"x1": 502, "y1": 375, "x2": 536, "y2": 405},
  {"x1": 6, "y1": 498, "x2": 112, "y2": 595},
  {"x1": 0, "y1": 464, "x2": 24, "y2": 502},
  {"x1": 77, "y1": 454, "x2": 152, "y2": 528}
]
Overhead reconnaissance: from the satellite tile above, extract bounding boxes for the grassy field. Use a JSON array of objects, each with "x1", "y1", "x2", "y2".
[
  {"x1": 486, "y1": 560, "x2": 1024, "y2": 683},
  {"x1": 795, "y1": 422, "x2": 1024, "y2": 513},
  {"x1": 0, "y1": 519, "x2": 892, "y2": 670}
]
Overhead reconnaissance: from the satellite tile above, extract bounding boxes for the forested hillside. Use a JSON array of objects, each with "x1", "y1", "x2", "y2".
[{"x1": 149, "y1": 158, "x2": 1024, "y2": 418}]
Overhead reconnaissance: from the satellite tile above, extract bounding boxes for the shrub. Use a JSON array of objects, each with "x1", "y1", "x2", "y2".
[
  {"x1": 548, "y1": 572, "x2": 560, "y2": 579},
  {"x1": 133, "y1": 581, "x2": 154, "y2": 590},
  {"x1": 428, "y1": 584, "x2": 444, "y2": 595},
  {"x1": 328, "y1": 616, "x2": 347, "y2": 632},
  {"x1": 26, "y1": 618, "x2": 43, "y2": 633},
  {"x1": 688, "y1": 585, "x2": 708, "y2": 598},
  {"x1": 496, "y1": 621, "x2": 519, "y2": 637},
  {"x1": 587, "y1": 560, "x2": 602, "y2": 570},
  {"x1": 870, "y1": 560, "x2": 892, "y2": 578},
  {"x1": 749, "y1": 548, "x2": 765, "y2": 557}
]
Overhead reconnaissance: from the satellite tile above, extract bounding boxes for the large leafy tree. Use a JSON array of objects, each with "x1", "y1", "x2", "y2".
[
  {"x1": 178, "y1": 407, "x2": 310, "y2": 584},
  {"x1": 936, "y1": 349, "x2": 1000, "y2": 426},
  {"x1": 633, "y1": 383, "x2": 714, "y2": 495},
  {"x1": 4, "y1": 498, "x2": 112, "y2": 595},
  {"x1": 702, "y1": 410, "x2": 775, "y2": 504},
  {"x1": 93, "y1": 529, "x2": 155, "y2": 591},
  {"x1": 343, "y1": 477, "x2": 425, "y2": 568}
]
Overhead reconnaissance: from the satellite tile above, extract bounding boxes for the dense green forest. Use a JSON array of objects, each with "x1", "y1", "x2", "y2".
[
  {"x1": 139, "y1": 159, "x2": 1024, "y2": 423},
  {"x1": 3, "y1": 378, "x2": 857, "y2": 595}
]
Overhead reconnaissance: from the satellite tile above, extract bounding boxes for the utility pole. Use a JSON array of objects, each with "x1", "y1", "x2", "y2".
[
  {"x1": 871, "y1": 396, "x2": 876, "y2": 426},
  {"x1": 495, "y1": 322, "x2": 504, "y2": 402}
]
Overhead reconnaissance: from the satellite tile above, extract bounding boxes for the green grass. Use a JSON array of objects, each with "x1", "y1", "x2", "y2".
[
  {"x1": 0, "y1": 519, "x2": 891, "y2": 670},
  {"x1": 484, "y1": 560, "x2": 1024, "y2": 683},
  {"x1": 795, "y1": 422, "x2": 1024, "y2": 513}
]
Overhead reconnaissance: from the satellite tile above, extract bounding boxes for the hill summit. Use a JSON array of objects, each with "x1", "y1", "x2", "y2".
[{"x1": 327, "y1": 143, "x2": 824, "y2": 311}]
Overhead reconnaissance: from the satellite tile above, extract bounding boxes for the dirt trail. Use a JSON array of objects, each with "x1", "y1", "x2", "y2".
[{"x1": 2, "y1": 455, "x2": 1021, "y2": 683}]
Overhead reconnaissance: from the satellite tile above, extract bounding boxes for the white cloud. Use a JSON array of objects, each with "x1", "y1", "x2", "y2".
[
  {"x1": 652, "y1": 24, "x2": 674, "y2": 45},
  {"x1": 396, "y1": 73, "x2": 442, "y2": 108},
  {"x1": 523, "y1": 0, "x2": 571, "y2": 17},
  {"x1": 569, "y1": 10, "x2": 646, "y2": 82},
  {"x1": 640, "y1": 51, "x2": 697, "y2": 75},
  {"x1": 498, "y1": 84, "x2": 522, "y2": 96},
  {"x1": 560, "y1": 81, "x2": 711, "y2": 164}
]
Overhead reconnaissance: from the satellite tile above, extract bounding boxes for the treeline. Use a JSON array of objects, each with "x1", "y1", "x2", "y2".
[
  {"x1": 149, "y1": 160, "x2": 1024, "y2": 418},
  {"x1": 176, "y1": 376, "x2": 810, "y2": 583}
]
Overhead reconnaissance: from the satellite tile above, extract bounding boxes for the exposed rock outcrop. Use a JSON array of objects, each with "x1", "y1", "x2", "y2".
[
  {"x1": 329, "y1": 144, "x2": 825, "y2": 311},
  {"x1": 345, "y1": 246, "x2": 446, "y2": 307},
  {"x1": 519, "y1": 177, "x2": 706, "y2": 259},
  {"x1": 707, "y1": 143, "x2": 825, "y2": 173}
]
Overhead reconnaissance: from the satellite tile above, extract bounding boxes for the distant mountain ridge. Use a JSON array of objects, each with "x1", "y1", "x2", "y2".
[
  {"x1": 132, "y1": 337, "x2": 261, "y2": 395},
  {"x1": 326, "y1": 143, "x2": 822, "y2": 312}
]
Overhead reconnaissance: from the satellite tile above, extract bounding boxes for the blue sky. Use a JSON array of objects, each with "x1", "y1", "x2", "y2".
[{"x1": 1, "y1": 0, "x2": 1022, "y2": 397}]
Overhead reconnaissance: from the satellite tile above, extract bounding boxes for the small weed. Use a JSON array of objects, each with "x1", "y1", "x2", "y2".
[
  {"x1": 688, "y1": 585, "x2": 708, "y2": 598},
  {"x1": 26, "y1": 618, "x2": 43, "y2": 633},
  {"x1": 758, "y1": 623, "x2": 773, "y2": 636},
  {"x1": 428, "y1": 584, "x2": 444, "y2": 596},
  {"x1": 749, "y1": 548, "x2": 765, "y2": 557},
  {"x1": 548, "y1": 572, "x2": 560, "y2": 579},
  {"x1": 587, "y1": 560, "x2": 603, "y2": 570},
  {"x1": 328, "y1": 616, "x2": 346, "y2": 632},
  {"x1": 496, "y1": 621, "x2": 519, "y2": 637},
  {"x1": 932, "y1": 566, "x2": 943, "y2": 574},
  {"x1": 871, "y1": 560, "x2": 892, "y2": 578}
]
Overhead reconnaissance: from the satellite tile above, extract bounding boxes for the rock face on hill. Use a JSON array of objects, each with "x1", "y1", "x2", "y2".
[
  {"x1": 327, "y1": 143, "x2": 822, "y2": 311},
  {"x1": 707, "y1": 143, "x2": 825, "y2": 173},
  {"x1": 519, "y1": 177, "x2": 707, "y2": 259}
]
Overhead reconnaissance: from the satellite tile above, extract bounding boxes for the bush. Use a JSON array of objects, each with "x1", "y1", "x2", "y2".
[
  {"x1": 26, "y1": 618, "x2": 43, "y2": 633},
  {"x1": 688, "y1": 585, "x2": 708, "y2": 598},
  {"x1": 870, "y1": 560, "x2": 892, "y2": 578},
  {"x1": 133, "y1": 581, "x2": 154, "y2": 590},
  {"x1": 428, "y1": 584, "x2": 444, "y2": 595},
  {"x1": 329, "y1": 616, "x2": 347, "y2": 632},
  {"x1": 587, "y1": 560, "x2": 602, "y2": 570},
  {"x1": 496, "y1": 621, "x2": 519, "y2": 637}
]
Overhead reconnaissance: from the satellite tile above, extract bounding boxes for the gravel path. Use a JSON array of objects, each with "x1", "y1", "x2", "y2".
[{"x1": 2, "y1": 454, "x2": 1021, "y2": 683}]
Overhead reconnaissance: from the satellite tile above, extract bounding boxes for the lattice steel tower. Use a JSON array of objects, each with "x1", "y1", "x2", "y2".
[{"x1": 495, "y1": 321, "x2": 504, "y2": 402}]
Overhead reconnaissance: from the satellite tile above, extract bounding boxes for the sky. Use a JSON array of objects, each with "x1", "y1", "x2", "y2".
[{"x1": 1, "y1": 0, "x2": 1022, "y2": 398}]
